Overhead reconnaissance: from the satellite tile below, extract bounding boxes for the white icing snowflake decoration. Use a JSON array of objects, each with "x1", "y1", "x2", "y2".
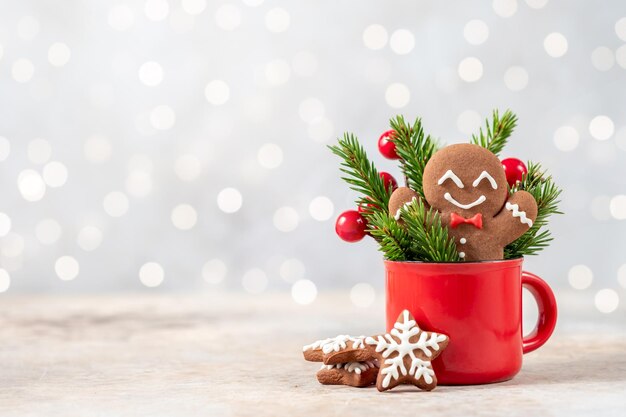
[{"x1": 366, "y1": 310, "x2": 448, "y2": 390}]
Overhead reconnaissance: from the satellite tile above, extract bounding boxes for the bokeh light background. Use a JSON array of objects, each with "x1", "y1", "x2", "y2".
[{"x1": 0, "y1": 0, "x2": 625, "y2": 319}]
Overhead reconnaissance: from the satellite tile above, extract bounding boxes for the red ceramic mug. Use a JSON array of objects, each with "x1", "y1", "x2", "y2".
[{"x1": 385, "y1": 257, "x2": 557, "y2": 385}]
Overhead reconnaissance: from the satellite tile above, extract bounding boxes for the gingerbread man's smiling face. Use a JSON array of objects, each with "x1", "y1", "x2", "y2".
[{"x1": 423, "y1": 144, "x2": 508, "y2": 217}]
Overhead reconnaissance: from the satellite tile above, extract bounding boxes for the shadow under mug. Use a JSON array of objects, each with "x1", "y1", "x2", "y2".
[{"x1": 385, "y1": 257, "x2": 557, "y2": 385}]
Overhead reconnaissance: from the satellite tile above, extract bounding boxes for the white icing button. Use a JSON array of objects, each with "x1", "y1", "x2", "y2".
[
  {"x1": 459, "y1": 252, "x2": 466, "y2": 258},
  {"x1": 460, "y1": 238, "x2": 467, "y2": 244}
]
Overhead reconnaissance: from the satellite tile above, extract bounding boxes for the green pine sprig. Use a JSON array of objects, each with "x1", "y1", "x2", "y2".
[
  {"x1": 367, "y1": 211, "x2": 413, "y2": 261},
  {"x1": 504, "y1": 162, "x2": 562, "y2": 258},
  {"x1": 389, "y1": 115, "x2": 439, "y2": 198},
  {"x1": 470, "y1": 109, "x2": 517, "y2": 156},
  {"x1": 400, "y1": 198, "x2": 460, "y2": 262},
  {"x1": 328, "y1": 133, "x2": 392, "y2": 218}
]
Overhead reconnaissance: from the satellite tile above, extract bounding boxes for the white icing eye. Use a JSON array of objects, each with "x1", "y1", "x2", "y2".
[
  {"x1": 472, "y1": 171, "x2": 498, "y2": 189},
  {"x1": 437, "y1": 170, "x2": 464, "y2": 188}
]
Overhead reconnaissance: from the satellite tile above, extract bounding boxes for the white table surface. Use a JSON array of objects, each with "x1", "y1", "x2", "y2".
[{"x1": 0, "y1": 293, "x2": 624, "y2": 417}]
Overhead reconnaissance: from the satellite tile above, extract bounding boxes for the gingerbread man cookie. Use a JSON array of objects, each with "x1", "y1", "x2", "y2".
[
  {"x1": 389, "y1": 143, "x2": 537, "y2": 261},
  {"x1": 366, "y1": 310, "x2": 448, "y2": 392}
]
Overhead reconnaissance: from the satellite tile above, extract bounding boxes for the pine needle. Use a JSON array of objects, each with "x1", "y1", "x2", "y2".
[
  {"x1": 328, "y1": 133, "x2": 392, "y2": 217},
  {"x1": 470, "y1": 109, "x2": 517, "y2": 156},
  {"x1": 400, "y1": 198, "x2": 460, "y2": 262},
  {"x1": 504, "y1": 161, "x2": 562, "y2": 258},
  {"x1": 389, "y1": 116, "x2": 439, "y2": 199},
  {"x1": 367, "y1": 212, "x2": 413, "y2": 261}
]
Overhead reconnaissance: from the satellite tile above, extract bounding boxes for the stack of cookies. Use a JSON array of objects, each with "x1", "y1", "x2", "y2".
[{"x1": 302, "y1": 310, "x2": 449, "y2": 392}]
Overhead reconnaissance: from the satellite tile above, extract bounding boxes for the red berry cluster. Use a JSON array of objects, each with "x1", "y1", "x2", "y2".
[{"x1": 334, "y1": 131, "x2": 528, "y2": 243}]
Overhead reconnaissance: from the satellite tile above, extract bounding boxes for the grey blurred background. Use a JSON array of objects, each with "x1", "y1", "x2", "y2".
[{"x1": 0, "y1": 0, "x2": 624, "y2": 318}]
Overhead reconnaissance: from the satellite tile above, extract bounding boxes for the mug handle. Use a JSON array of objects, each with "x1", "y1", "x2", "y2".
[{"x1": 521, "y1": 271, "x2": 558, "y2": 354}]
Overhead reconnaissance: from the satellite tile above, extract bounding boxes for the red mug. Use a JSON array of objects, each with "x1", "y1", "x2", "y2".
[{"x1": 385, "y1": 257, "x2": 557, "y2": 385}]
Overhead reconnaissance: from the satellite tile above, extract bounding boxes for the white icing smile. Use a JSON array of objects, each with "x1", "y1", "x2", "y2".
[{"x1": 444, "y1": 192, "x2": 486, "y2": 210}]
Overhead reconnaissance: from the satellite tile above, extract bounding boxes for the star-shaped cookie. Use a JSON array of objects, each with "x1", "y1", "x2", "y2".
[
  {"x1": 316, "y1": 360, "x2": 379, "y2": 387},
  {"x1": 365, "y1": 310, "x2": 449, "y2": 392},
  {"x1": 302, "y1": 335, "x2": 367, "y2": 362}
]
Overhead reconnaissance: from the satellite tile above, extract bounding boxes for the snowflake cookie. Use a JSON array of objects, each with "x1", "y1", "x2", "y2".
[
  {"x1": 366, "y1": 310, "x2": 449, "y2": 392},
  {"x1": 316, "y1": 360, "x2": 379, "y2": 388}
]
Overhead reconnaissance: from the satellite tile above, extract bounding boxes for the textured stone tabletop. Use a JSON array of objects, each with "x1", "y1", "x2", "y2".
[{"x1": 0, "y1": 293, "x2": 625, "y2": 417}]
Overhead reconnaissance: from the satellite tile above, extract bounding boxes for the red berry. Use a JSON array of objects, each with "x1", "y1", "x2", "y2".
[
  {"x1": 501, "y1": 158, "x2": 528, "y2": 187},
  {"x1": 378, "y1": 130, "x2": 400, "y2": 160},
  {"x1": 357, "y1": 197, "x2": 378, "y2": 214},
  {"x1": 379, "y1": 172, "x2": 398, "y2": 192},
  {"x1": 335, "y1": 210, "x2": 367, "y2": 242}
]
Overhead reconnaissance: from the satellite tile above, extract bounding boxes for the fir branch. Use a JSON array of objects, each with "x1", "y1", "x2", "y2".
[
  {"x1": 328, "y1": 133, "x2": 392, "y2": 217},
  {"x1": 400, "y1": 198, "x2": 460, "y2": 262},
  {"x1": 389, "y1": 116, "x2": 439, "y2": 198},
  {"x1": 504, "y1": 162, "x2": 562, "y2": 258},
  {"x1": 367, "y1": 211, "x2": 412, "y2": 261},
  {"x1": 470, "y1": 109, "x2": 518, "y2": 156}
]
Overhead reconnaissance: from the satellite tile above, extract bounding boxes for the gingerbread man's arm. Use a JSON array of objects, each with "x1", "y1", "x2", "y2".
[
  {"x1": 388, "y1": 187, "x2": 429, "y2": 219},
  {"x1": 492, "y1": 190, "x2": 538, "y2": 246}
]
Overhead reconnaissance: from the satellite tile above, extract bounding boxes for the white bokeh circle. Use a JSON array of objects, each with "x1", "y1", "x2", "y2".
[
  {"x1": 591, "y1": 47, "x2": 615, "y2": 71},
  {"x1": 42, "y1": 161, "x2": 68, "y2": 187},
  {"x1": 291, "y1": 279, "x2": 317, "y2": 305},
  {"x1": 273, "y1": 206, "x2": 299, "y2": 232},
  {"x1": 174, "y1": 154, "x2": 202, "y2": 181},
  {"x1": 12, "y1": 58, "x2": 35, "y2": 83},
  {"x1": 389, "y1": 29, "x2": 415, "y2": 55},
  {"x1": 103, "y1": 191, "x2": 130, "y2": 217},
  {"x1": 205, "y1": 80, "x2": 230, "y2": 105},
  {"x1": 568, "y1": 264, "x2": 593, "y2": 290},
  {"x1": 144, "y1": 0, "x2": 170, "y2": 21},
  {"x1": 464, "y1": 20, "x2": 489, "y2": 45},
  {"x1": 77, "y1": 226, "x2": 103, "y2": 252},
  {"x1": 299, "y1": 98, "x2": 325, "y2": 123},
  {"x1": 171, "y1": 204, "x2": 198, "y2": 230},
  {"x1": 279, "y1": 258, "x2": 305, "y2": 283},
  {"x1": 265, "y1": 8, "x2": 290, "y2": 33},
  {"x1": 589, "y1": 115, "x2": 614, "y2": 141},
  {"x1": 609, "y1": 195, "x2": 626, "y2": 220},
  {"x1": 0, "y1": 213, "x2": 11, "y2": 237},
  {"x1": 385, "y1": 83, "x2": 410, "y2": 108},
  {"x1": 202, "y1": 259, "x2": 227, "y2": 284},
  {"x1": 138, "y1": 61, "x2": 163, "y2": 86},
  {"x1": 457, "y1": 110, "x2": 482, "y2": 135},
  {"x1": 544, "y1": 32, "x2": 568, "y2": 57},
  {"x1": 242, "y1": 268, "x2": 268, "y2": 293},
  {"x1": 217, "y1": 188, "x2": 243, "y2": 213},
  {"x1": 350, "y1": 283, "x2": 376, "y2": 308},
  {"x1": 55, "y1": 256, "x2": 80, "y2": 281},
  {"x1": 492, "y1": 0, "x2": 518, "y2": 18},
  {"x1": 363, "y1": 24, "x2": 388, "y2": 50},
  {"x1": 308, "y1": 196, "x2": 334, "y2": 221},
  {"x1": 503, "y1": 66, "x2": 529, "y2": 91},
  {"x1": 594, "y1": 289, "x2": 619, "y2": 313},
  {"x1": 0, "y1": 269, "x2": 10, "y2": 293},
  {"x1": 36, "y1": 219, "x2": 62, "y2": 245},
  {"x1": 139, "y1": 262, "x2": 165, "y2": 287},
  {"x1": 458, "y1": 57, "x2": 483, "y2": 82},
  {"x1": 215, "y1": 4, "x2": 241, "y2": 31},
  {"x1": 18, "y1": 169, "x2": 46, "y2": 202},
  {"x1": 48, "y1": 42, "x2": 71, "y2": 67},
  {"x1": 257, "y1": 143, "x2": 283, "y2": 169},
  {"x1": 150, "y1": 105, "x2": 176, "y2": 130},
  {"x1": 553, "y1": 126, "x2": 579, "y2": 151}
]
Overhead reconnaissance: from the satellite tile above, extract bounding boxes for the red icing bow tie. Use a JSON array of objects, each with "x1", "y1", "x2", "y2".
[{"x1": 450, "y1": 213, "x2": 483, "y2": 229}]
